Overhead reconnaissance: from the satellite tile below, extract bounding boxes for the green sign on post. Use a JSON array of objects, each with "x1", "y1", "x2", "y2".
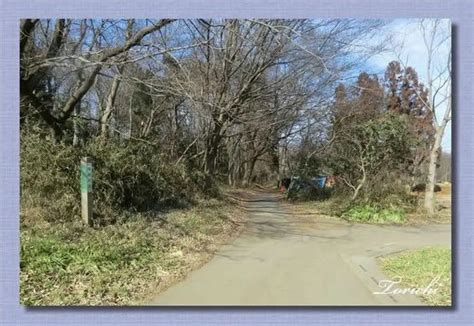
[
  {"x1": 80, "y1": 161, "x2": 92, "y2": 193},
  {"x1": 80, "y1": 157, "x2": 93, "y2": 226}
]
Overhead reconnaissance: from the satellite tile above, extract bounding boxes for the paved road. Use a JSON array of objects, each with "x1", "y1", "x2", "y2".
[{"x1": 150, "y1": 191, "x2": 451, "y2": 305}]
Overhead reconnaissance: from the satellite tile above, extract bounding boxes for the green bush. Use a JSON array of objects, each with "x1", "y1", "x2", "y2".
[
  {"x1": 342, "y1": 204, "x2": 406, "y2": 224},
  {"x1": 329, "y1": 114, "x2": 416, "y2": 204},
  {"x1": 20, "y1": 133, "x2": 217, "y2": 225}
]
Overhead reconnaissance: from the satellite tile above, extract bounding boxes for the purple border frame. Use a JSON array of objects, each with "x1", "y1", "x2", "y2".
[{"x1": 1, "y1": 0, "x2": 472, "y2": 324}]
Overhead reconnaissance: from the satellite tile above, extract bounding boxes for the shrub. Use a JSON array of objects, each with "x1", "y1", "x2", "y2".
[
  {"x1": 20, "y1": 133, "x2": 217, "y2": 225},
  {"x1": 329, "y1": 114, "x2": 415, "y2": 203},
  {"x1": 21, "y1": 133, "x2": 82, "y2": 223},
  {"x1": 342, "y1": 204, "x2": 406, "y2": 224}
]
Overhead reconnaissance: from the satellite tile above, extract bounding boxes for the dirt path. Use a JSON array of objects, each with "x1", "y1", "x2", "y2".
[{"x1": 150, "y1": 191, "x2": 451, "y2": 305}]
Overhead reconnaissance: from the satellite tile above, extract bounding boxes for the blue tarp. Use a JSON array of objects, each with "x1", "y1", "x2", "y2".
[
  {"x1": 289, "y1": 175, "x2": 328, "y2": 193},
  {"x1": 311, "y1": 176, "x2": 327, "y2": 189}
]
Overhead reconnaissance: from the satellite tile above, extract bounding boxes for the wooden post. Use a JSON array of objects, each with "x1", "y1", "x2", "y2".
[{"x1": 80, "y1": 157, "x2": 93, "y2": 226}]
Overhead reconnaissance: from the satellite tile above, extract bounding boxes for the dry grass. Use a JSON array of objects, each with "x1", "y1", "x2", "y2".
[
  {"x1": 405, "y1": 183, "x2": 452, "y2": 225},
  {"x1": 20, "y1": 197, "x2": 246, "y2": 306}
]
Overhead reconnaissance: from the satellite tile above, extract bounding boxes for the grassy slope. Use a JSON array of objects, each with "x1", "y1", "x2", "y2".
[
  {"x1": 378, "y1": 247, "x2": 452, "y2": 306},
  {"x1": 20, "y1": 198, "x2": 244, "y2": 305}
]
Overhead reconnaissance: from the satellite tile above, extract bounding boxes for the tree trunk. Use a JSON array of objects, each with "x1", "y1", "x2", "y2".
[
  {"x1": 278, "y1": 139, "x2": 288, "y2": 180},
  {"x1": 227, "y1": 143, "x2": 239, "y2": 186},
  {"x1": 242, "y1": 157, "x2": 257, "y2": 187},
  {"x1": 351, "y1": 180, "x2": 364, "y2": 201},
  {"x1": 351, "y1": 160, "x2": 367, "y2": 201},
  {"x1": 351, "y1": 174, "x2": 366, "y2": 201},
  {"x1": 204, "y1": 125, "x2": 223, "y2": 175},
  {"x1": 100, "y1": 73, "x2": 121, "y2": 139},
  {"x1": 72, "y1": 100, "x2": 81, "y2": 147},
  {"x1": 424, "y1": 127, "x2": 443, "y2": 215},
  {"x1": 127, "y1": 95, "x2": 133, "y2": 139},
  {"x1": 424, "y1": 88, "x2": 451, "y2": 216},
  {"x1": 227, "y1": 166, "x2": 234, "y2": 186},
  {"x1": 20, "y1": 19, "x2": 39, "y2": 57}
]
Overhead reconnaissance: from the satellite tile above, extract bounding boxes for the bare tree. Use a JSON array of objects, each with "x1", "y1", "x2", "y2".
[
  {"x1": 419, "y1": 19, "x2": 451, "y2": 215},
  {"x1": 20, "y1": 19, "x2": 174, "y2": 141},
  {"x1": 20, "y1": 18, "x2": 387, "y2": 187}
]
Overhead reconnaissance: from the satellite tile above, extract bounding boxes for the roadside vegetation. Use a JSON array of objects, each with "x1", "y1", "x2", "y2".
[
  {"x1": 284, "y1": 181, "x2": 451, "y2": 225},
  {"x1": 21, "y1": 132, "x2": 218, "y2": 224},
  {"x1": 282, "y1": 73, "x2": 451, "y2": 224},
  {"x1": 278, "y1": 21, "x2": 451, "y2": 225},
  {"x1": 20, "y1": 132, "x2": 247, "y2": 305},
  {"x1": 378, "y1": 247, "x2": 451, "y2": 306},
  {"x1": 21, "y1": 195, "x2": 244, "y2": 305},
  {"x1": 342, "y1": 204, "x2": 406, "y2": 224}
]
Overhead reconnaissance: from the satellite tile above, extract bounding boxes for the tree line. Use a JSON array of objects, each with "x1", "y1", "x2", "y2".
[{"x1": 20, "y1": 19, "x2": 451, "y2": 215}]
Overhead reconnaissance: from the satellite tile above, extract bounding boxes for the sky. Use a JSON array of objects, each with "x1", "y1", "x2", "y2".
[{"x1": 366, "y1": 19, "x2": 452, "y2": 153}]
